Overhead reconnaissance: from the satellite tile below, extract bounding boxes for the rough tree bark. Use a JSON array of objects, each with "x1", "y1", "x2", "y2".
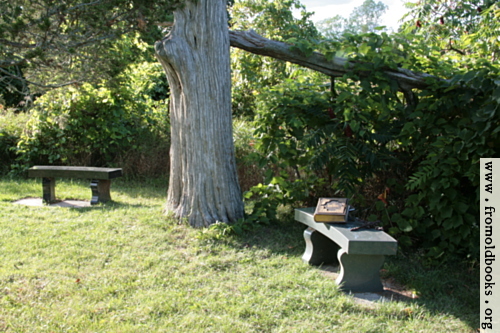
[{"x1": 155, "y1": 0, "x2": 244, "y2": 227}]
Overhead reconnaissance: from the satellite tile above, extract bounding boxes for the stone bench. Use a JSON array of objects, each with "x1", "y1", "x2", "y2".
[
  {"x1": 28, "y1": 166, "x2": 123, "y2": 205},
  {"x1": 295, "y1": 207, "x2": 397, "y2": 292}
]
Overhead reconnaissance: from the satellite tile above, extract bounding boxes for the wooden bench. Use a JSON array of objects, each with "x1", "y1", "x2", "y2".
[
  {"x1": 295, "y1": 207, "x2": 397, "y2": 292},
  {"x1": 28, "y1": 166, "x2": 123, "y2": 205}
]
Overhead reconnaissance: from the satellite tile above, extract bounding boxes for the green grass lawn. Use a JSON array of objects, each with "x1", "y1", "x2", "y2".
[{"x1": 0, "y1": 177, "x2": 478, "y2": 332}]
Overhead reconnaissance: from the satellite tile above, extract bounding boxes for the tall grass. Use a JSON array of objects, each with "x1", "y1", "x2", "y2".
[{"x1": 0, "y1": 178, "x2": 478, "y2": 332}]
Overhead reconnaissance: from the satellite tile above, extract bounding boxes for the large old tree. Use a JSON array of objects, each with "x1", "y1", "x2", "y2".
[
  {"x1": 155, "y1": 0, "x2": 245, "y2": 227},
  {"x1": 153, "y1": 1, "x2": 440, "y2": 227}
]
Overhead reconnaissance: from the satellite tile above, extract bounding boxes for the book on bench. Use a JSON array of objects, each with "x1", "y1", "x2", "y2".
[{"x1": 313, "y1": 197, "x2": 349, "y2": 223}]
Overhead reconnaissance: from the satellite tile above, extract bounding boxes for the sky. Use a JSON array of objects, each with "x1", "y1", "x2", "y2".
[{"x1": 298, "y1": 0, "x2": 411, "y2": 32}]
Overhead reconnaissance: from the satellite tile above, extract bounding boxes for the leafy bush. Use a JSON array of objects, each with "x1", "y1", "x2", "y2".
[
  {"x1": 241, "y1": 77, "x2": 339, "y2": 224},
  {"x1": 328, "y1": 32, "x2": 498, "y2": 260},
  {"x1": 395, "y1": 68, "x2": 499, "y2": 258},
  {"x1": 13, "y1": 62, "x2": 170, "y2": 177},
  {"x1": 0, "y1": 107, "x2": 30, "y2": 175},
  {"x1": 244, "y1": 31, "x2": 499, "y2": 260}
]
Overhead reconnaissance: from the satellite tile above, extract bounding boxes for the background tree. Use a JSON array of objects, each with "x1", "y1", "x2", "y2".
[
  {"x1": 316, "y1": 0, "x2": 388, "y2": 39},
  {"x1": 3, "y1": 0, "x2": 174, "y2": 176},
  {"x1": 402, "y1": 0, "x2": 499, "y2": 61},
  {"x1": 0, "y1": 0, "x2": 180, "y2": 100},
  {"x1": 0, "y1": 65, "x2": 28, "y2": 108}
]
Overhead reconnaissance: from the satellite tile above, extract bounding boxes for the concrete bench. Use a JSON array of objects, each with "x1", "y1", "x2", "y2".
[
  {"x1": 28, "y1": 166, "x2": 123, "y2": 205},
  {"x1": 295, "y1": 207, "x2": 397, "y2": 292}
]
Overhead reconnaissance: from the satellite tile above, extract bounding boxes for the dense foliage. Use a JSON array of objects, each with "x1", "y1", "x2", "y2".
[
  {"x1": 230, "y1": 0, "x2": 319, "y2": 117},
  {"x1": 234, "y1": 0, "x2": 499, "y2": 260},
  {"x1": 0, "y1": 107, "x2": 29, "y2": 174},
  {"x1": 0, "y1": 0, "x2": 179, "y2": 104},
  {"x1": 12, "y1": 58, "x2": 170, "y2": 177},
  {"x1": 402, "y1": 0, "x2": 499, "y2": 61}
]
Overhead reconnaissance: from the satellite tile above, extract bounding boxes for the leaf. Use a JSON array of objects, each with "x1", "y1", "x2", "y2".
[
  {"x1": 336, "y1": 91, "x2": 351, "y2": 103},
  {"x1": 440, "y1": 205, "x2": 453, "y2": 219},
  {"x1": 443, "y1": 219, "x2": 454, "y2": 230},
  {"x1": 431, "y1": 229, "x2": 441, "y2": 240},
  {"x1": 454, "y1": 202, "x2": 469, "y2": 214},
  {"x1": 397, "y1": 219, "x2": 413, "y2": 232},
  {"x1": 359, "y1": 43, "x2": 371, "y2": 56},
  {"x1": 461, "y1": 71, "x2": 476, "y2": 83}
]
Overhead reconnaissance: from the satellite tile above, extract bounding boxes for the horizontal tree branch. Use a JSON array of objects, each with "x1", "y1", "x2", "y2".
[
  {"x1": 0, "y1": 38, "x2": 37, "y2": 49},
  {"x1": 0, "y1": 58, "x2": 28, "y2": 69},
  {"x1": 0, "y1": 67, "x2": 80, "y2": 90},
  {"x1": 229, "y1": 29, "x2": 443, "y2": 90}
]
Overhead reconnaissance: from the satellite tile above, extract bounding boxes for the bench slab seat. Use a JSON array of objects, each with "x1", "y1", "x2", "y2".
[
  {"x1": 295, "y1": 207, "x2": 397, "y2": 292},
  {"x1": 28, "y1": 166, "x2": 122, "y2": 205}
]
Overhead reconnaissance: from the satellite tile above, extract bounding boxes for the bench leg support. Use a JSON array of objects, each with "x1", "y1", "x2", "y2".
[
  {"x1": 336, "y1": 249, "x2": 385, "y2": 292},
  {"x1": 42, "y1": 177, "x2": 56, "y2": 204},
  {"x1": 90, "y1": 179, "x2": 112, "y2": 205},
  {"x1": 302, "y1": 227, "x2": 340, "y2": 266}
]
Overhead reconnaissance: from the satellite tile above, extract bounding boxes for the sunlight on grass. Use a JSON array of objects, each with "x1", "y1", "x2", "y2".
[{"x1": 0, "y1": 178, "x2": 477, "y2": 332}]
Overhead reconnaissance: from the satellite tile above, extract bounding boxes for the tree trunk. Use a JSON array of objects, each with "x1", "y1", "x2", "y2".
[{"x1": 155, "y1": 0, "x2": 244, "y2": 227}]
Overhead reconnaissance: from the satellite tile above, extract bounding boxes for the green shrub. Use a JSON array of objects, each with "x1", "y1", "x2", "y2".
[
  {"x1": 13, "y1": 62, "x2": 170, "y2": 177},
  {"x1": 244, "y1": 33, "x2": 499, "y2": 260},
  {"x1": 394, "y1": 69, "x2": 499, "y2": 259},
  {"x1": 241, "y1": 78, "x2": 339, "y2": 224},
  {"x1": 0, "y1": 107, "x2": 30, "y2": 175}
]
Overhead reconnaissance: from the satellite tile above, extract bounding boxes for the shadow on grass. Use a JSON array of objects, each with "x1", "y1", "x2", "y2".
[
  {"x1": 382, "y1": 252, "x2": 479, "y2": 329},
  {"x1": 224, "y1": 221, "x2": 479, "y2": 330},
  {"x1": 111, "y1": 177, "x2": 169, "y2": 199},
  {"x1": 10, "y1": 198, "x2": 155, "y2": 211},
  {"x1": 65, "y1": 201, "x2": 153, "y2": 212}
]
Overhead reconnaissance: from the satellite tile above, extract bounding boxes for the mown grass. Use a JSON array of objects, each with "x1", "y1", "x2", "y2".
[{"x1": 0, "y1": 177, "x2": 478, "y2": 332}]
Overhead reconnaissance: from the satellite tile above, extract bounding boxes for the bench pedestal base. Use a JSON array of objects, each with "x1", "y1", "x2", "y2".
[
  {"x1": 302, "y1": 227, "x2": 340, "y2": 265},
  {"x1": 90, "y1": 179, "x2": 112, "y2": 205},
  {"x1": 336, "y1": 249, "x2": 384, "y2": 292},
  {"x1": 302, "y1": 227, "x2": 385, "y2": 292},
  {"x1": 42, "y1": 177, "x2": 56, "y2": 203},
  {"x1": 40, "y1": 178, "x2": 112, "y2": 205}
]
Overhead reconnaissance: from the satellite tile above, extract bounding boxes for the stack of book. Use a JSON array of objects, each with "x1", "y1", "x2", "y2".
[{"x1": 313, "y1": 197, "x2": 349, "y2": 223}]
